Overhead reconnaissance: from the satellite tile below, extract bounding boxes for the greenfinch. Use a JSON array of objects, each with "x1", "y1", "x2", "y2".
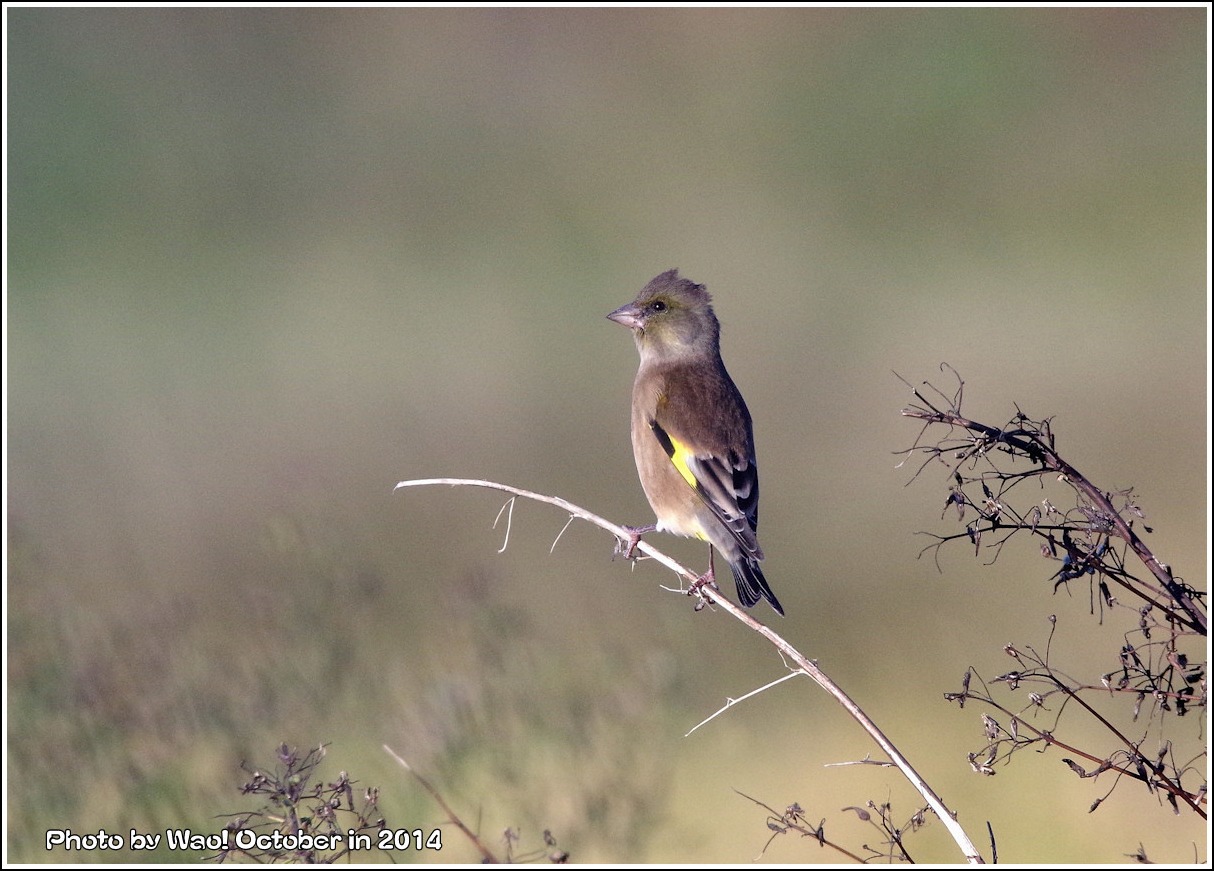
[{"x1": 608, "y1": 269, "x2": 783, "y2": 616}]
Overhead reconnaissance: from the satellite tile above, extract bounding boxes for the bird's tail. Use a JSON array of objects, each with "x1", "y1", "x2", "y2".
[{"x1": 730, "y1": 558, "x2": 784, "y2": 616}]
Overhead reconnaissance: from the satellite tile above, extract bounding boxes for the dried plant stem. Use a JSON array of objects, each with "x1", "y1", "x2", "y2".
[
  {"x1": 899, "y1": 393, "x2": 1205, "y2": 635},
  {"x1": 383, "y1": 744, "x2": 499, "y2": 863},
  {"x1": 394, "y1": 477, "x2": 986, "y2": 864}
]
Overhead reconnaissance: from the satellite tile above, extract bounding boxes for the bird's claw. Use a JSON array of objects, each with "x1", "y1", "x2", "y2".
[
  {"x1": 614, "y1": 524, "x2": 655, "y2": 561},
  {"x1": 687, "y1": 568, "x2": 718, "y2": 606}
]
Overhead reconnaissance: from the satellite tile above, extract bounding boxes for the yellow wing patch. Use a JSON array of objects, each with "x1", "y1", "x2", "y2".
[
  {"x1": 665, "y1": 432, "x2": 700, "y2": 490},
  {"x1": 649, "y1": 419, "x2": 710, "y2": 540},
  {"x1": 671, "y1": 442, "x2": 716, "y2": 541}
]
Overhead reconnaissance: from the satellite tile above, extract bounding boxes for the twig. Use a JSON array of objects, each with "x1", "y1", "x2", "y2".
[
  {"x1": 685, "y1": 671, "x2": 804, "y2": 737},
  {"x1": 735, "y1": 790, "x2": 868, "y2": 863},
  {"x1": 383, "y1": 744, "x2": 499, "y2": 863},
  {"x1": 394, "y1": 477, "x2": 987, "y2": 864},
  {"x1": 824, "y1": 754, "x2": 896, "y2": 769}
]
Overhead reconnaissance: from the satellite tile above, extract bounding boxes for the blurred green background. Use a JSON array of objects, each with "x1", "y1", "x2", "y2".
[{"x1": 6, "y1": 7, "x2": 1207, "y2": 864}]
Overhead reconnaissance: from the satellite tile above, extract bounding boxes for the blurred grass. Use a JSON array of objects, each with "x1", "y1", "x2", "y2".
[{"x1": 6, "y1": 7, "x2": 1208, "y2": 864}]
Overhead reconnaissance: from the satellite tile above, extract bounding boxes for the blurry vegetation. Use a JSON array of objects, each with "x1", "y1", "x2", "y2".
[{"x1": 6, "y1": 7, "x2": 1207, "y2": 864}]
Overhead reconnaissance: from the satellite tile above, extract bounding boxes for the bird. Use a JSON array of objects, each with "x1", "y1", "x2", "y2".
[{"x1": 607, "y1": 269, "x2": 783, "y2": 616}]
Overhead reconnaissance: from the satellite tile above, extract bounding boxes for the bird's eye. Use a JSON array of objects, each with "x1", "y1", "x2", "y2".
[{"x1": 650, "y1": 300, "x2": 667, "y2": 313}]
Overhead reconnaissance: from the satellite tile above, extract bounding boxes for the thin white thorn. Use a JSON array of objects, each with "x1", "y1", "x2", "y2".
[
  {"x1": 685, "y1": 671, "x2": 805, "y2": 737},
  {"x1": 551, "y1": 514, "x2": 576, "y2": 554},
  {"x1": 825, "y1": 754, "x2": 895, "y2": 769},
  {"x1": 493, "y1": 496, "x2": 516, "y2": 554},
  {"x1": 383, "y1": 744, "x2": 411, "y2": 771}
]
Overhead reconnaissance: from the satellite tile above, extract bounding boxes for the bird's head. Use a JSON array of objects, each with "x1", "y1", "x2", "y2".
[{"x1": 607, "y1": 269, "x2": 720, "y2": 361}]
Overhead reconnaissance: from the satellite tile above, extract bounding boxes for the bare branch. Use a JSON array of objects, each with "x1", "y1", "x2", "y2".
[{"x1": 394, "y1": 476, "x2": 987, "y2": 864}]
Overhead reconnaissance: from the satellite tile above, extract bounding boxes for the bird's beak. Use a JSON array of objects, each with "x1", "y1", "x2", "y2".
[{"x1": 607, "y1": 303, "x2": 644, "y2": 331}]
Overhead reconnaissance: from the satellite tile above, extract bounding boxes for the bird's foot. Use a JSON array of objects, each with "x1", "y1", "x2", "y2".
[
  {"x1": 614, "y1": 524, "x2": 656, "y2": 560},
  {"x1": 687, "y1": 567, "x2": 719, "y2": 610}
]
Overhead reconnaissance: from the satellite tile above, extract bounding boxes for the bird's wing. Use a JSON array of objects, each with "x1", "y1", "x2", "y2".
[{"x1": 648, "y1": 418, "x2": 763, "y2": 559}]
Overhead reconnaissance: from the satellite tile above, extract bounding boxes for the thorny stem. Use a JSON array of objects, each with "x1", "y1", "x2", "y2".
[{"x1": 394, "y1": 477, "x2": 987, "y2": 864}]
